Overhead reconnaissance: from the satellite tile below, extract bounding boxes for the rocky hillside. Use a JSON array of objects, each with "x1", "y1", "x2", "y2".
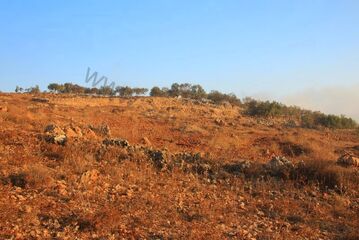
[{"x1": 0, "y1": 93, "x2": 358, "y2": 239}]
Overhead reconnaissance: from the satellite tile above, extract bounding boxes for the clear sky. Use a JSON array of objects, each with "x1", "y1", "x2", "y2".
[{"x1": 0, "y1": 1, "x2": 358, "y2": 119}]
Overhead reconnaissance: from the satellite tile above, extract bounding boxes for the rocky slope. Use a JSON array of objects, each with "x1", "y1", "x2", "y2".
[{"x1": 0, "y1": 93, "x2": 358, "y2": 239}]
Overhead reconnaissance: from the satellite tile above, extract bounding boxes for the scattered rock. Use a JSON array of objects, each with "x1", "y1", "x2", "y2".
[
  {"x1": 21, "y1": 205, "x2": 32, "y2": 213},
  {"x1": 266, "y1": 156, "x2": 294, "y2": 178},
  {"x1": 82, "y1": 128, "x2": 97, "y2": 139},
  {"x1": 263, "y1": 149, "x2": 271, "y2": 156},
  {"x1": 192, "y1": 162, "x2": 212, "y2": 175},
  {"x1": 31, "y1": 98, "x2": 49, "y2": 103},
  {"x1": 44, "y1": 124, "x2": 67, "y2": 145},
  {"x1": 103, "y1": 138, "x2": 130, "y2": 147},
  {"x1": 80, "y1": 170, "x2": 100, "y2": 185},
  {"x1": 214, "y1": 118, "x2": 226, "y2": 126},
  {"x1": 175, "y1": 152, "x2": 202, "y2": 164},
  {"x1": 55, "y1": 180, "x2": 68, "y2": 196},
  {"x1": 89, "y1": 124, "x2": 111, "y2": 137},
  {"x1": 336, "y1": 153, "x2": 359, "y2": 167},
  {"x1": 147, "y1": 150, "x2": 167, "y2": 170},
  {"x1": 267, "y1": 156, "x2": 294, "y2": 170},
  {"x1": 223, "y1": 160, "x2": 253, "y2": 175},
  {"x1": 64, "y1": 125, "x2": 83, "y2": 138},
  {"x1": 109, "y1": 185, "x2": 134, "y2": 199}
]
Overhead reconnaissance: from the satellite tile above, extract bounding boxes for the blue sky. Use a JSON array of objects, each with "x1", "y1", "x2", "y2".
[{"x1": 0, "y1": 1, "x2": 358, "y2": 118}]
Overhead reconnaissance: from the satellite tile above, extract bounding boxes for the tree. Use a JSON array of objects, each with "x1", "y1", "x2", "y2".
[
  {"x1": 150, "y1": 86, "x2": 168, "y2": 97},
  {"x1": 207, "y1": 90, "x2": 240, "y2": 105},
  {"x1": 85, "y1": 87, "x2": 99, "y2": 95},
  {"x1": 98, "y1": 86, "x2": 114, "y2": 96},
  {"x1": 191, "y1": 84, "x2": 207, "y2": 99},
  {"x1": 133, "y1": 88, "x2": 148, "y2": 96},
  {"x1": 26, "y1": 85, "x2": 41, "y2": 94},
  {"x1": 178, "y1": 83, "x2": 192, "y2": 98},
  {"x1": 169, "y1": 83, "x2": 180, "y2": 97},
  {"x1": 117, "y1": 86, "x2": 133, "y2": 97},
  {"x1": 48, "y1": 83, "x2": 61, "y2": 93},
  {"x1": 15, "y1": 86, "x2": 23, "y2": 93}
]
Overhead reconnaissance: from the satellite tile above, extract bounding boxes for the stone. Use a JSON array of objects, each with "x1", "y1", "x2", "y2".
[
  {"x1": 24, "y1": 205, "x2": 32, "y2": 213},
  {"x1": 64, "y1": 126, "x2": 83, "y2": 138},
  {"x1": 81, "y1": 170, "x2": 100, "y2": 185},
  {"x1": 103, "y1": 138, "x2": 130, "y2": 147},
  {"x1": 90, "y1": 124, "x2": 111, "y2": 137},
  {"x1": 31, "y1": 97, "x2": 49, "y2": 103},
  {"x1": 266, "y1": 156, "x2": 294, "y2": 171},
  {"x1": 214, "y1": 118, "x2": 226, "y2": 126},
  {"x1": 265, "y1": 156, "x2": 294, "y2": 178},
  {"x1": 44, "y1": 124, "x2": 67, "y2": 145},
  {"x1": 336, "y1": 153, "x2": 359, "y2": 167},
  {"x1": 55, "y1": 180, "x2": 68, "y2": 195},
  {"x1": 147, "y1": 150, "x2": 167, "y2": 170},
  {"x1": 223, "y1": 160, "x2": 253, "y2": 175}
]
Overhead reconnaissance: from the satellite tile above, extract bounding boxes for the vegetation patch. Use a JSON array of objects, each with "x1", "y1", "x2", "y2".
[{"x1": 243, "y1": 98, "x2": 357, "y2": 129}]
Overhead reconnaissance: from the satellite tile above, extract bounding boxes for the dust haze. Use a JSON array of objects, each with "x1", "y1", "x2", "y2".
[{"x1": 283, "y1": 84, "x2": 359, "y2": 121}]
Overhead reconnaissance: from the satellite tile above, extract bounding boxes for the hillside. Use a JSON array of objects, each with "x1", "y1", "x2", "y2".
[{"x1": 0, "y1": 93, "x2": 358, "y2": 239}]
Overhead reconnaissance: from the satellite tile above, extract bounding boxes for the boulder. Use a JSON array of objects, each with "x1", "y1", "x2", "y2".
[
  {"x1": 103, "y1": 138, "x2": 130, "y2": 147},
  {"x1": 266, "y1": 156, "x2": 294, "y2": 178},
  {"x1": 336, "y1": 153, "x2": 359, "y2": 167},
  {"x1": 44, "y1": 124, "x2": 67, "y2": 145}
]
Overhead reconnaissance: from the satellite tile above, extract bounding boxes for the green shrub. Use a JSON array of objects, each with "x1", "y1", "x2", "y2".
[
  {"x1": 151, "y1": 83, "x2": 241, "y2": 105},
  {"x1": 244, "y1": 99, "x2": 357, "y2": 129},
  {"x1": 207, "y1": 91, "x2": 241, "y2": 105},
  {"x1": 25, "y1": 85, "x2": 41, "y2": 94},
  {"x1": 150, "y1": 86, "x2": 169, "y2": 97},
  {"x1": 316, "y1": 114, "x2": 357, "y2": 129},
  {"x1": 244, "y1": 99, "x2": 300, "y2": 117}
]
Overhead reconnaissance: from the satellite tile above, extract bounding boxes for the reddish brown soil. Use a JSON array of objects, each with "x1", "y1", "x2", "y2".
[{"x1": 0, "y1": 93, "x2": 358, "y2": 239}]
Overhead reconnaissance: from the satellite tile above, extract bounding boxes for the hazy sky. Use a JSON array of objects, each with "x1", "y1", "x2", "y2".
[{"x1": 0, "y1": 1, "x2": 358, "y2": 119}]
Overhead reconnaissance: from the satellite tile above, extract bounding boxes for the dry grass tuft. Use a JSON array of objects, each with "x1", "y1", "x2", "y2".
[
  {"x1": 24, "y1": 163, "x2": 54, "y2": 189},
  {"x1": 292, "y1": 160, "x2": 357, "y2": 192}
]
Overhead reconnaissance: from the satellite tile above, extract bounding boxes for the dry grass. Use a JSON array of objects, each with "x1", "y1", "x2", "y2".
[
  {"x1": 0, "y1": 93, "x2": 358, "y2": 239},
  {"x1": 292, "y1": 160, "x2": 358, "y2": 192},
  {"x1": 23, "y1": 163, "x2": 54, "y2": 189}
]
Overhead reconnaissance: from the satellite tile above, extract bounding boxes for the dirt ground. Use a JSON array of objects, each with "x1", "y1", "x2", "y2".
[{"x1": 0, "y1": 93, "x2": 358, "y2": 239}]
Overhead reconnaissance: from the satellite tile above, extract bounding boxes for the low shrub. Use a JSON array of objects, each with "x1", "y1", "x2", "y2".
[
  {"x1": 244, "y1": 99, "x2": 301, "y2": 117},
  {"x1": 207, "y1": 91, "x2": 241, "y2": 105},
  {"x1": 243, "y1": 99, "x2": 357, "y2": 129},
  {"x1": 9, "y1": 173, "x2": 27, "y2": 188},
  {"x1": 292, "y1": 160, "x2": 355, "y2": 192}
]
